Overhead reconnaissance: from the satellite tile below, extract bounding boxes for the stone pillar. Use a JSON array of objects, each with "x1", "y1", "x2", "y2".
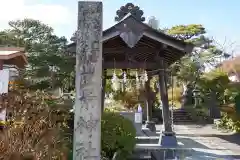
[
  {"x1": 74, "y1": 1, "x2": 102, "y2": 160},
  {"x1": 209, "y1": 90, "x2": 221, "y2": 119},
  {"x1": 158, "y1": 58, "x2": 177, "y2": 148},
  {"x1": 101, "y1": 69, "x2": 106, "y2": 112}
]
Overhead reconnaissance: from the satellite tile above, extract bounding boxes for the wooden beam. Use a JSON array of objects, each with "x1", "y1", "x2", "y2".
[
  {"x1": 143, "y1": 31, "x2": 186, "y2": 52},
  {"x1": 104, "y1": 70, "x2": 162, "y2": 79},
  {"x1": 103, "y1": 47, "x2": 156, "y2": 54},
  {"x1": 103, "y1": 61, "x2": 159, "y2": 69},
  {"x1": 105, "y1": 75, "x2": 136, "y2": 79}
]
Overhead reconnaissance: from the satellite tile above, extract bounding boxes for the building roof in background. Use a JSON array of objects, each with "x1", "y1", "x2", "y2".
[{"x1": 0, "y1": 47, "x2": 27, "y2": 68}]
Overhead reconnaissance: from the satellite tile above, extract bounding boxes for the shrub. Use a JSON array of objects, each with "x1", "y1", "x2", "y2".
[
  {"x1": 219, "y1": 112, "x2": 240, "y2": 132},
  {"x1": 0, "y1": 89, "x2": 72, "y2": 159},
  {"x1": 101, "y1": 111, "x2": 136, "y2": 159}
]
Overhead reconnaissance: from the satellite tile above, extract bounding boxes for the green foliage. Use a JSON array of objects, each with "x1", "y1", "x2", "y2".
[
  {"x1": 168, "y1": 24, "x2": 225, "y2": 90},
  {"x1": 224, "y1": 84, "x2": 240, "y2": 103},
  {"x1": 168, "y1": 87, "x2": 182, "y2": 108},
  {"x1": 218, "y1": 113, "x2": 240, "y2": 132},
  {"x1": 113, "y1": 90, "x2": 140, "y2": 110},
  {"x1": 0, "y1": 19, "x2": 75, "y2": 91},
  {"x1": 101, "y1": 111, "x2": 136, "y2": 159},
  {"x1": 198, "y1": 69, "x2": 230, "y2": 103},
  {"x1": 167, "y1": 24, "x2": 206, "y2": 40},
  {"x1": 0, "y1": 31, "x2": 25, "y2": 47},
  {"x1": 184, "y1": 105, "x2": 211, "y2": 122}
]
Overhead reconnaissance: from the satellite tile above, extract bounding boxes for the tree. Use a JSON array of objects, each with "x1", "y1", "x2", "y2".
[
  {"x1": 0, "y1": 31, "x2": 24, "y2": 47},
  {"x1": 167, "y1": 24, "x2": 223, "y2": 85},
  {"x1": 167, "y1": 24, "x2": 206, "y2": 41},
  {"x1": 165, "y1": 24, "x2": 233, "y2": 108},
  {"x1": 1, "y1": 19, "x2": 75, "y2": 91}
]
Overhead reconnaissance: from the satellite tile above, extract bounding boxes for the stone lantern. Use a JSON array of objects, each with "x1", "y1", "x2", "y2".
[{"x1": 193, "y1": 87, "x2": 201, "y2": 108}]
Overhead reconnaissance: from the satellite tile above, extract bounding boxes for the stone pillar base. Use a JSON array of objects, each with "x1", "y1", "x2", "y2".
[
  {"x1": 146, "y1": 121, "x2": 156, "y2": 132},
  {"x1": 158, "y1": 131, "x2": 177, "y2": 148},
  {"x1": 163, "y1": 150, "x2": 176, "y2": 159}
]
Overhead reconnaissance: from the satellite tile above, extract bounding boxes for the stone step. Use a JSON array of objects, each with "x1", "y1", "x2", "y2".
[
  {"x1": 172, "y1": 112, "x2": 191, "y2": 116},
  {"x1": 172, "y1": 111, "x2": 193, "y2": 122},
  {"x1": 173, "y1": 116, "x2": 192, "y2": 120},
  {"x1": 173, "y1": 120, "x2": 193, "y2": 122},
  {"x1": 136, "y1": 136, "x2": 159, "y2": 144},
  {"x1": 129, "y1": 149, "x2": 152, "y2": 160},
  {"x1": 173, "y1": 118, "x2": 192, "y2": 120},
  {"x1": 172, "y1": 114, "x2": 192, "y2": 117}
]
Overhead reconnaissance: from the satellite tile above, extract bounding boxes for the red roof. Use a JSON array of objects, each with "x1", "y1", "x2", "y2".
[{"x1": 0, "y1": 47, "x2": 27, "y2": 68}]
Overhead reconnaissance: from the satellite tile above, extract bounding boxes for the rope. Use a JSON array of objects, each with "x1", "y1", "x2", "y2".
[{"x1": 147, "y1": 68, "x2": 172, "y2": 73}]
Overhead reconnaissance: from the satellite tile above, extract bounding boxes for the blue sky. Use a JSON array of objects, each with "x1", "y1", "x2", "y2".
[{"x1": 0, "y1": 0, "x2": 239, "y2": 53}]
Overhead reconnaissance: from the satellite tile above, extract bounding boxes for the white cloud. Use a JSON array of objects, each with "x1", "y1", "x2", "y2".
[{"x1": 0, "y1": 0, "x2": 75, "y2": 30}]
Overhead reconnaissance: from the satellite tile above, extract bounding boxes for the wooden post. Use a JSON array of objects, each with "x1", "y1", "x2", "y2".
[
  {"x1": 74, "y1": 1, "x2": 102, "y2": 160},
  {"x1": 158, "y1": 58, "x2": 177, "y2": 148},
  {"x1": 158, "y1": 59, "x2": 172, "y2": 133},
  {"x1": 145, "y1": 79, "x2": 150, "y2": 122}
]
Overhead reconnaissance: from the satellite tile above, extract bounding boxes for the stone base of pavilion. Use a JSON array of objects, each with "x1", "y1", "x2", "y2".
[
  {"x1": 120, "y1": 111, "x2": 178, "y2": 159},
  {"x1": 159, "y1": 131, "x2": 177, "y2": 147},
  {"x1": 145, "y1": 121, "x2": 156, "y2": 132},
  {"x1": 119, "y1": 111, "x2": 177, "y2": 149}
]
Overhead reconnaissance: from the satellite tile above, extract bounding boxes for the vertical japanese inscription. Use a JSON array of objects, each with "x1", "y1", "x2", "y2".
[{"x1": 74, "y1": 1, "x2": 102, "y2": 160}]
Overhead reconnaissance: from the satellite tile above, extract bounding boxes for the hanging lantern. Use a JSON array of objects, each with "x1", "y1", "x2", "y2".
[{"x1": 111, "y1": 71, "x2": 120, "y2": 91}]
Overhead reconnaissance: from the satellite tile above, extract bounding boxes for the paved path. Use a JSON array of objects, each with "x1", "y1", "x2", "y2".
[{"x1": 155, "y1": 124, "x2": 240, "y2": 159}]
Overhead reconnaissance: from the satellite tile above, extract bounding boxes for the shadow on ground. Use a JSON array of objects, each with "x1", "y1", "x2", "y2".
[
  {"x1": 152, "y1": 129, "x2": 240, "y2": 159},
  {"x1": 176, "y1": 133, "x2": 240, "y2": 147},
  {"x1": 177, "y1": 137, "x2": 208, "y2": 149},
  {"x1": 150, "y1": 138, "x2": 240, "y2": 159},
  {"x1": 181, "y1": 149, "x2": 240, "y2": 160},
  {"x1": 212, "y1": 132, "x2": 240, "y2": 145}
]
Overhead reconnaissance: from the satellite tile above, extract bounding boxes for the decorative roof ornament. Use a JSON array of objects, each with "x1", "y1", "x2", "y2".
[
  {"x1": 115, "y1": 3, "x2": 145, "y2": 22},
  {"x1": 70, "y1": 31, "x2": 77, "y2": 42}
]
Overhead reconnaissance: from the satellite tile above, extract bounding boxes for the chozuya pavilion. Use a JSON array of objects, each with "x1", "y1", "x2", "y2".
[{"x1": 69, "y1": 1, "x2": 194, "y2": 159}]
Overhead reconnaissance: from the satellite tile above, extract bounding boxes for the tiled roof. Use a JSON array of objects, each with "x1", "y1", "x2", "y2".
[{"x1": 0, "y1": 47, "x2": 27, "y2": 68}]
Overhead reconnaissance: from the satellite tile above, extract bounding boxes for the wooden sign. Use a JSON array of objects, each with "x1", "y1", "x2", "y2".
[{"x1": 134, "y1": 112, "x2": 142, "y2": 123}]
